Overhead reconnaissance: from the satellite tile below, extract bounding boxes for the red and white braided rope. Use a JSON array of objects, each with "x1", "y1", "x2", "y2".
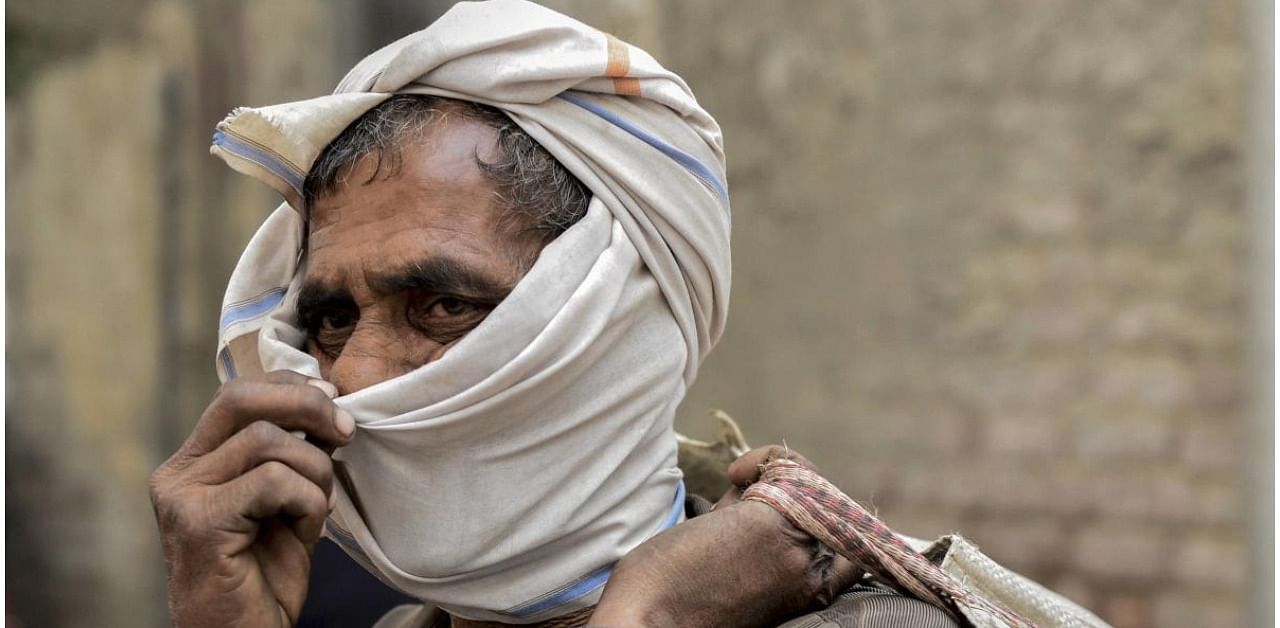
[{"x1": 742, "y1": 458, "x2": 1036, "y2": 628}]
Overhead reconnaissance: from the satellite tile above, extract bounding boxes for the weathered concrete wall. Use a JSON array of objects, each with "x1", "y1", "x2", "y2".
[
  {"x1": 6, "y1": 1, "x2": 1263, "y2": 627},
  {"x1": 6, "y1": 1, "x2": 392, "y2": 625},
  {"x1": 543, "y1": 1, "x2": 1259, "y2": 626}
]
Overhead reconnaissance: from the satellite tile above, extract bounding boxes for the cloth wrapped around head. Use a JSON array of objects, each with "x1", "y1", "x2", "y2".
[{"x1": 210, "y1": 0, "x2": 731, "y2": 622}]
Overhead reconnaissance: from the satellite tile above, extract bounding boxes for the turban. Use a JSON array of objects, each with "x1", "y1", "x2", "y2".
[{"x1": 210, "y1": 0, "x2": 731, "y2": 623}]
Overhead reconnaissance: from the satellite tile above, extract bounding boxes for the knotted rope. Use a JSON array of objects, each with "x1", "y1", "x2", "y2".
[{"x1": 742, "y1": 458, "x2": 1036, "y2": 628}]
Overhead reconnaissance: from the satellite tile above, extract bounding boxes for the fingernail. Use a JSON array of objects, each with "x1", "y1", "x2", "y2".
[
  {"x1": 335, "y1": 408, "x2": 356, "y2": 438},
  {"x1": 306, "y1": 378, "x2": 338, "y2": 399},
  {"x1": 328, "y1": 487, "x2": 338, "y2": 511}
]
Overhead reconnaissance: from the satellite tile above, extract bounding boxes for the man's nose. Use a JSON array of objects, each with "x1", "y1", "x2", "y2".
[{"x1": 326, "y1": 322, "x2": 417, "y2": 395}]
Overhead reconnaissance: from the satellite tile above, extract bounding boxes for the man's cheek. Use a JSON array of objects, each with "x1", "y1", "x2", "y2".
[
  {"x1": 307, "y1": 342, "x2": 335, "y2": 378},
  {"x1": 426, "y1": 334, "x2": 468, "y2": 364}
]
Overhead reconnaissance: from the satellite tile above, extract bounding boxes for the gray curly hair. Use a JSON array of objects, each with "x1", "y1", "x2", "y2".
[{"x1": 303, "y1": 94, "x2": 590, "y2": 239}]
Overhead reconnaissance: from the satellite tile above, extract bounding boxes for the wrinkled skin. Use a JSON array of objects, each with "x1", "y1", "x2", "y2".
[
  {"x1": 150, "y1": 113, "x2": 857, "y2": 628},
  {"x1": 150, "y1": 371, "x2": 353, "y2": 628}
]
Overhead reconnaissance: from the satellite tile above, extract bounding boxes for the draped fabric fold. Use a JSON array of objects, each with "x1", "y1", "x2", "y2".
[{"x1": 209, "y1": 0, "x2": 730, "y2": 622}]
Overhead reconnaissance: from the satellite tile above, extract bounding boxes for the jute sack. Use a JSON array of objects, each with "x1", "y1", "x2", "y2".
[{"x1": 692, "y1": 414, "x2": 1111, "y2": 628}]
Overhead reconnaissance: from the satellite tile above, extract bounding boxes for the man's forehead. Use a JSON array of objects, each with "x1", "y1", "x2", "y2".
[
  {"x1": 302, "y1": 198, "x2": 529, "y2": 285},
  {"x1": 307, "y1": 117, "x2": 503, "y2": 232}
]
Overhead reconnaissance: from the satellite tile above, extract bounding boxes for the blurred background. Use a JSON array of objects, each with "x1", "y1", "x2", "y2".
[{"x1": 5, "y1": 0, "x2": 1273, "y2": 626}]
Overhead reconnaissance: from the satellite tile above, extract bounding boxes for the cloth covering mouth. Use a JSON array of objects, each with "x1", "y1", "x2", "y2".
[{"x1": 210, "y1": 0, "x2": 731, "y2": 623}]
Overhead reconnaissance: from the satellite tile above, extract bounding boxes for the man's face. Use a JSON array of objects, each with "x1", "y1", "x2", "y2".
[{"x1": 298, "y1": 115, "x2": 545, "y2": 395}]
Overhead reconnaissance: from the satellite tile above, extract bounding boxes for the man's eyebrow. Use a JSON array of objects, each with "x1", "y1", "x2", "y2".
[
  {"x1": 368, "y1": 256, "x2": 516, "y2": 302},
  {"x1": 296, "y1": 282, "x2": 353, "y2": 315}
]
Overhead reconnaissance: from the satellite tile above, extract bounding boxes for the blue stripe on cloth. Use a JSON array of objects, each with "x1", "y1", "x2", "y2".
[
  {"x1": 219, "y1": 287, "x2": 287, "y2": 331},
  {"x1": 218, "y1": 347, "x2": 238, "y2": 380},
  {"x1": 663, "y1": 478, "x2": 687, "y2": 527},
  {"x1": 501, "y1": 480, "x2": 687, "y2": 618},
  {"x1": 556, "y1": 92, "x2": 730, "y2": 208},
  {"x1": 504, "y1": 563, "x2": 613, "y2": 619},
  {"x1": 327, "y1": 521, "x2": 371, "y2": 562},
  {"x1": 212, "y1": 130, "x2": 305, "y2": 194}
]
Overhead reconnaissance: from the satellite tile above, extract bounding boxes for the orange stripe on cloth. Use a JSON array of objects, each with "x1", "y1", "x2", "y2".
[
  {"x1": 612, "y1": 77, "x2": 641, "y2": 97},
  {"x1": 605, "y1": 34, "x2": 642, "y2": 97}
]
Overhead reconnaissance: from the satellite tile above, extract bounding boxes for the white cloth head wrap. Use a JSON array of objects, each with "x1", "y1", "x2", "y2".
[{"x1": 210, "y1": 0, "x2": 730, "y2": 623}]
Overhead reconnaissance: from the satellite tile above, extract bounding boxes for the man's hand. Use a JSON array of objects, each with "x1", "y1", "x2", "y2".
[
  {"x1": 149, "y1": 370, "x2": 355, "y2": 628},
  {"x1": 590, "y1": 446, "x2": 861, "y2": 628}
]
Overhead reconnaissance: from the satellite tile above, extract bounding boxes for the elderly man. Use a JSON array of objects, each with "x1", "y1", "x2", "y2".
[{"x1": 150, "y1": 2, "x2": 1105, "y2": 627}]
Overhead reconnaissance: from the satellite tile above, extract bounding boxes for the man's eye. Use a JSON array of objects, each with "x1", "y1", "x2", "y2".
[
  {"x1": 302, "y1": 306, "x2": 358, "y2": 359},
  {"x1": 431, "y1": 297, "x2": 476, "y2": 317},
  {"x1": 319, "y1": 310, "x2": 354, "y2": 330},
  {"x1": 406, "y1": 295, "x2": 490, "y2": 342}
]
